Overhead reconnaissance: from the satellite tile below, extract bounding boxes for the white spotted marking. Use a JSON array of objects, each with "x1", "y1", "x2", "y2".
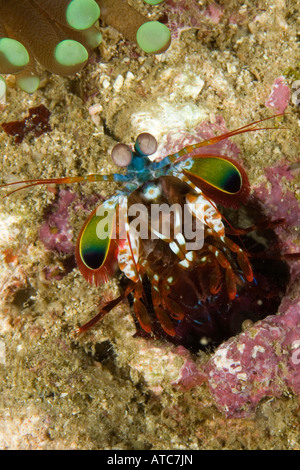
[
  {"x1": 169, "y1": 241, "x2": 180, "y2": 255},
  {"x1": 175, "y1": 232, "x2": 186, "y2": 247},
  {"x1": 185, "y1": 251, "x2": 194, "y2": 262},
  {"x1": 179, "y1": 259, "x2": 190, "y2": 268},
  {"x1": 143, "y1": 183, "x2": 161, "y2": 201}
]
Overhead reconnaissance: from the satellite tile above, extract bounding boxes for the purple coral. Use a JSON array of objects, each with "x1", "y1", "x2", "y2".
[{"x1": 39, "y1": 189, "x2": 77, "y2": 255}]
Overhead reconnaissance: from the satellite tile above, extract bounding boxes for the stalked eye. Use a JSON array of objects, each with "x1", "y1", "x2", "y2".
[
  {"x1": 134, "y1": 133, "x2": 157, "y2": 157},
  {"x1": 111, "y1": 143, "x2": 133, "y2": 167}
]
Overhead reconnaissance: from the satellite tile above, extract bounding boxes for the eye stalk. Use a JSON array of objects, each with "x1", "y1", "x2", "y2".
[
  {"x1": 111, "y1": 143, "x2": 133, "y2": 167},
  {"x1": 134, "y1": 133, "x2": 157, "y2": 157},
  {"x1": 111, "y1": 133, "x2": 157, "y2": 169}
]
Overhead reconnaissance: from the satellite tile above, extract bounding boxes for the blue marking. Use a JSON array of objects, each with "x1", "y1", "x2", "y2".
[
  {"x1": 128, "y1": 154, "x2": 147, "y2": 172},
  {"x1": 113, "y1": 173, "x2": 131, "y2": 182},
  {"x1": 124, "y1": 182, "x2": 138, "y2": 192},
  {"x1": 152, "y1": 156, "x2": 171, "y2": 170}
]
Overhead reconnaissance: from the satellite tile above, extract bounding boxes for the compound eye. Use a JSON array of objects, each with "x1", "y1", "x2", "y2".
[
  {"x1": 111, "y1": 143, "x2": 133, "y2": 167},
  {"x1": 134, "y1": 133, "x2": 157, "y2": 157}
]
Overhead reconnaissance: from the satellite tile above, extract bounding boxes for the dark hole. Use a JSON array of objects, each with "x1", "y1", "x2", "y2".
[
  {"x1": 12, "y1": 286, "x2": 36, "y2": 309},
  {"x1": 131, "y1": 198, "x2": 291, "y2": 353},
  {"x1": 93, "y1": 340, "x2": 116, "y2": 364}
]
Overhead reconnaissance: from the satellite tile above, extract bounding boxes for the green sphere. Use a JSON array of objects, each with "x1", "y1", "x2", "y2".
[
  {"x1": 66, "y1": 0, "x2": 100, "y2": 30},
  {"x1": 0, "y1": 38, "x2": 29, "y2": 68},
  {"x1": 143, "y1": 0, "x2": 165, "y2": 4},
  {"x1": 136, "y1": 21, "x2": 171, "y2": 54},
  {"x1": 55, "y1": 40, "x2": 88, "y2": 66}
]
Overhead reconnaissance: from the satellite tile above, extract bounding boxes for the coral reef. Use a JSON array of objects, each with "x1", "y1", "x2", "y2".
[
  {"x1": 204, "y1": 290, "x2": 300, "y2": 417},
  {"x1": 0, "y1": 0, "x2": 299, "y2": 451}
]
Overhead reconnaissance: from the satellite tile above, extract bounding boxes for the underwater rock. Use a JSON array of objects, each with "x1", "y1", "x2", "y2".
[{"x1": 205, "y1": 291, "x2": 300, "y2": 417}]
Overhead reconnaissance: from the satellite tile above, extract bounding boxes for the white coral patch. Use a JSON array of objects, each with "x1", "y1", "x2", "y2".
[
  {"x1": 213, "y1": 347, "x2": 242, "y2": 374},
  {"x1": 131, "y1": 96, "x2": 208, "y2": 161},
  {"x1": 0, "y1": 214, "x2": 21, "y2": 247},
  {"x1": 251, "y1": 345, "x2": 265, "y2": 359}
]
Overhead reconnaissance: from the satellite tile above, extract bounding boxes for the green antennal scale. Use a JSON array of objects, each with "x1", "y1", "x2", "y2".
[
  {"x1": 187, "y1": 157, "x2": 242, "y2": 194},
  {"x1": 75, "y1": 200, "x2": 120, "y2": 286}
]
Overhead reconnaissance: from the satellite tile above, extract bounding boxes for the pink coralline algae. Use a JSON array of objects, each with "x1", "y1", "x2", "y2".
[
  {"x1": 160, "y1": 115, "x2": 240, "y2": 162},
  {"x1": 39, "y1": 189, "x2": 104, "y2": 254},
  {"x1": 205, "y1": 292, "x2": 300, "y2": 417},
  {"x1": 265, "y1": 77, "x2": 290, "y2": 114},
  {"x1": 202, "y1": 3, "x2": 223, "y2": 24},
  {"x1": 172, "y1": 346, "x2": 206, "y2": 390},
  {"x1": 39, "y1": 189, "x2": 77, "y2": 255},
  {"x1": 255, "y1": 163, "x2": 299, "y2": 228},
  {"x1": 173, "y1": 278, "x2": 300, "y2": 419},
  {"x1": 254, "y1": 162, "x2": 300, "y2": 282},
  {"x1": 39, "y1": 189, "x2": 105, "y2": 281}
]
